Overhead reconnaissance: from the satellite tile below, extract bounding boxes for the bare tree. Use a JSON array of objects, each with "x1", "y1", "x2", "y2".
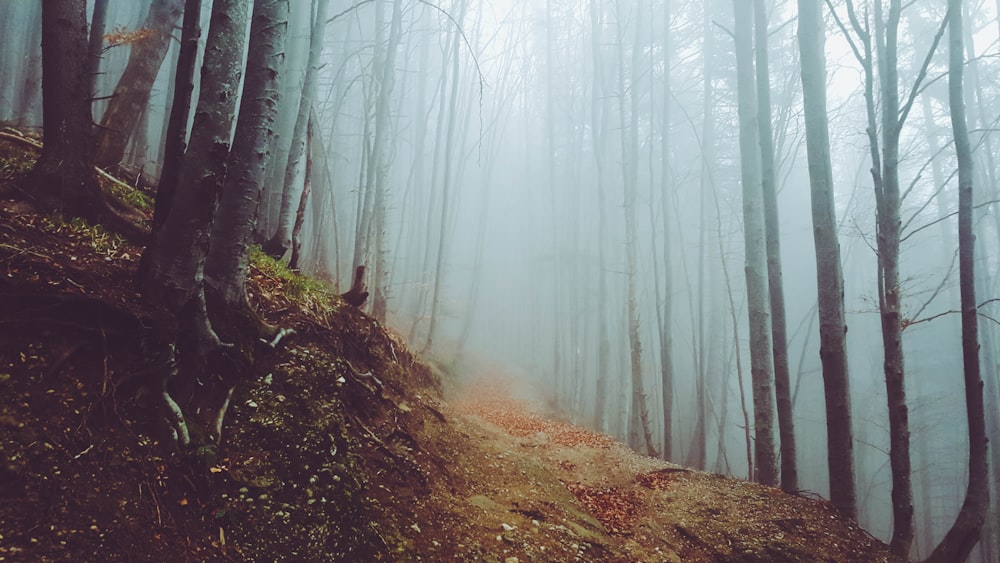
[
  {"x1": 732, "y1": 0, "x2": 777, "y2": 486},
  {"x1": 754, "y1": 0, "x2": 796, "y2": 493},
  {"x1": 30, "y1": 0, "x2": 105, "y2": 225},
  {"x1": 797, "y1": 0, "x2": 857, "y2": 519},
  {"x1": 141, "y1": 0, "x2": 249, "y2": 448},
  {"x1": 923, "y1": 0, "x2": 989, "y2": 560},
  {"x1": 264, "y1": 0, "x2": 330, "y2": 260},
  {"x1": 95, "y1": 0, "x2": 184, "y2": 168}
]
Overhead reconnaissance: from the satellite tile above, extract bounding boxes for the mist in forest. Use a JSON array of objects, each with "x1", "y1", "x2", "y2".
[{"x1": 2, "y1": 0, "x2": 999, "y2": 560}]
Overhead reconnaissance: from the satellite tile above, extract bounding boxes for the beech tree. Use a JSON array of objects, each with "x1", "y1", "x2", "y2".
[
  {"x1": 30, "y1": 0, "x2": 105, "y2": 224},
  {"x1": 754, "y1": 0, "x2": 796, "y2": 492},
  {"x1": 829, "y1": 0, "x2": 947, "y2": 554},
  {"x1": 796, "y1": 0, "x2": 858, "y2": 520},
  {"x1": 95, "y1": 0, "x2": 184, "y2": 168},
  {"x1": 140, "y1": 0, "x2": 251, "y2": 447},
  {"x1": 923, "y1": 0, "x2": 989, "y2": 560},
  {"x1": 732, "y1": 0, "x2": 778, "y2": 487}
]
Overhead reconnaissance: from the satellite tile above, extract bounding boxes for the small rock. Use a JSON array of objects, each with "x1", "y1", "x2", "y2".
[
  {"x1": 501, "y1": 523, "x2": 515, "y2": 532},
  {"x1": 410, "y1": 523, "x2": 421, "y2": 533}
]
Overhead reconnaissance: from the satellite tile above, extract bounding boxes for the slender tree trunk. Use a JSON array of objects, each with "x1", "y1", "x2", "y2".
[
  {"x1": 924, "y1": 1, "x2": 989, "y2": 559},
  {"x1": 86, "y1": 0, "x2": 109, "y2": 100},
  {"x1": 95, "y1": 0, "x2": 184, "y2": 168},
  {"x1": 425, "y1": 0, "x2": 469, "y2": 352},
  {"x1": 732, "y1": 0, "x2": 777, "y2": 486},
  {"x1": 289, "y1": 110, "x2": 315, "y2": 271},
  {"x1": 370, "y1": 0, "x2": 405, "y2": 321},
  {"x1": 872, "y1": 2, "x2": 914, "y2": 553},
  {"x1": 152, "y1": 0, "x2": 203, "y2": 234},
  {"x1": 796, "y1": 0, "x2": 857, "y2": 518},
  {"x1": 265, "y1": 0, "x2": 330, "y2": 259},
  {"x1": 656, "y1": 0, "x2": 675, "y2": 462},
  {"x1": 753, "y1": 0, "x2": 796, "y2": 492},
  {"x1": 616, "y1": 0, "x2": 656, "y2": 458}
]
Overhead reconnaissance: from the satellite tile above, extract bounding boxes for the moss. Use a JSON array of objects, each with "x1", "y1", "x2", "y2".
[{"x1": 249, "y1": 246, "x2": 336, "y2": 313}]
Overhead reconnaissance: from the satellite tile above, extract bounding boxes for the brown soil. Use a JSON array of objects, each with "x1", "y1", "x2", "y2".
[{"x1": 0, "y1": 138, "x2": 903, "y2": 562}]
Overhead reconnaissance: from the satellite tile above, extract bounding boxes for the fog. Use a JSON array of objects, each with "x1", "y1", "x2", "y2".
[{"x1": 1, "y1": 0, "x2": 998, "y2": 559}]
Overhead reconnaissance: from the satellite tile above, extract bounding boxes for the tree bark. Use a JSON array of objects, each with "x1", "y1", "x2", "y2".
[
  {"x1": 264, "y1": 0, "x2": 330, "y2": 259},
  {"x1": 754, "y1": 0, "x2": 796, "y2": 493},
  {"x1": 152, "y1": 0, "x2": 203, "y2": 234},
  {"x1": 796, "y1": 0, "x2": 857, "y2": 518},
  {"x1": 30, "y1": 0, "x2": 105, "y2": 223},
  {"x1": 95, "y1": 0, "x2": 184, "y2": 168},
  {"x1": 86, "y1": 0, "x2": 109, "y2": 100},
  {"x1": 204, "y1": 0, "x2": 288, "y2": 316},
  {"x1": 732, "y1": 0, "x2": 777, "y2": 487},
  {"x1": 142, "y1": 0, "x2": 248, "y2": 372},
  {"x1": 924, "y1": 1, "x2": 989, "y2": 559}
]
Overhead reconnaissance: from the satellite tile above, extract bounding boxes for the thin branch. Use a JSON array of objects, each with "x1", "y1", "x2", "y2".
[
  {"x1": 898, "y1": 14, "x2": 948, "y2": 125},
  {"x1": 901, "y1": 199, "x2": 1000, "y2": 242}
]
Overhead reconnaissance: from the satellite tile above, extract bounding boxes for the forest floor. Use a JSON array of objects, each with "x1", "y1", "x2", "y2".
[{"x1": 0, "y1": 135, "x2": 903, "y2": 561}]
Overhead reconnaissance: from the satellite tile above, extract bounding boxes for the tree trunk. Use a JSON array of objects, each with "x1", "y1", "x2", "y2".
[
  {"x1": 141, "y1": 0, "x2": 249, "y2": 443},
  {"x1": 923, "y1": 1, "x2": 989, "y2": 559},
  {"x1": 732, "y1": 0, "x2": 777, "y2": 487},
  {"x1": 616, "y1": 0, "x2": 656, "y2": 458},
  {"x1": 872, "y1": 2, "x2": 914, "y2": 553},
  {"x1": 95, "y1": 0, "x2": 184, "y2": 168},
  {"x1": 289, "y1": 109, "x2": 315, "y2": 271},
  {"x1": 86, "y1": 0, "x2": 109, "y2": 100},
  {"x1": 796, "y1": 0, "x2": 857, "y2": 518},
  {"x1": 152, "y1": 0, "x2": 203, "y2": 234},
  {"x1": 264, "y1": 0, "x2": 330, "y2": 259},
  {"x1": 753, "y1": 0, "x2": 796, "y2": 493},
  {"x1": 30, "y1": 0, "x2": 105, "y2": 223},
  {"x1": 370, "y1": 0, "x2": 405, "y2": 322},
  {"x1": 204, "y1": 0, "x2": 288, "y2": 317},
  {"x1": 657, "y1": 0, "x2": 675, "y2": 462}
]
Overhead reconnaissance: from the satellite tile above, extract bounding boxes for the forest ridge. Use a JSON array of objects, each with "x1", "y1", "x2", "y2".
[{"x1": 0, "y1": 0, "x2": 998, "y2": 561}]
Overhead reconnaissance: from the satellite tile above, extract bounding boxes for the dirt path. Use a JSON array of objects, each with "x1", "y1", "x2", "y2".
[{"x1": 394, "y1": 373, "x2": 901, "y2": 563}]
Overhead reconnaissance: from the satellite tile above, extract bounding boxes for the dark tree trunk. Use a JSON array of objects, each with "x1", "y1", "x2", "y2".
[
  {"x1": 204, "y1": 0, "x2": 288, "y2": 329},
  {"x1": 924, "y1": 0, "x2": 989, "y2": 559},
  {"x1": 152, "y1": 0, "x2": 203, "y2": 234},
  {"x1": 30, "y1": 0, "x2": 104, "y2": 223},
  {"x1": 86, "y1": 0, "x2": 109, "y2": 100},
  {"x1": 141, "y1": 0, "x2": 249, "y2": 447},
  {"x1": 796, "y1": 0, "x2": 857, "y2": 519},
  {"x1": 95, "y1": 0, "x2": 184, "y2": 168}
]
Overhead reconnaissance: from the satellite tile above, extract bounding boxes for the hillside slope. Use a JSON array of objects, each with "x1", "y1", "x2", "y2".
[{"x1": 0, "y1": 142, "x2": 900, "y2": 562}]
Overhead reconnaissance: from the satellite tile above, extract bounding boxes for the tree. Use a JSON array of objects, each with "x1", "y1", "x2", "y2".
[
  {"x1": 264, "y1": 0, "x2": 330, "y2": 260},
  {"x1": 616, "y1": 0, "x2": 656, "y2": 458},
  {"x1": 754, "y1": 0, "x2": 796, "y2": 493},
  {"x1": 29, "y1": 0, "x2": 105, "y2": 224},
  {"x1": 205, "y1": 0, "x2": 289, "y2": 328},
  {"x1": 140, "y1": 0, "x2": 250, "y2": 448},
  {"x1": 152, "y1": 0, "x2": 204, "y2": 234},
  {"x1": 830, "y1": 0, "x2": 947, "y2": 553},
  {"x1": 796, "y1": 0, "x2": 858, "y2": 519},
  {"x1": 86, "y1": 0, "x2": 109, "y2": 100},
  {"x1": 95, "y1": 0, "x2": 184, "y2": 168},
  {"x1": 923, "y1": 0, "x2": 989, "y2": 559},
  {"x1": 732, "y1": 0, "x2": 778, "y2": 487}
]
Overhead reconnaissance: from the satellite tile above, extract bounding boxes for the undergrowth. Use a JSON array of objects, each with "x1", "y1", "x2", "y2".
[{"x1": 249, "y1": 246, "x2": 336, "y2": 315}]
